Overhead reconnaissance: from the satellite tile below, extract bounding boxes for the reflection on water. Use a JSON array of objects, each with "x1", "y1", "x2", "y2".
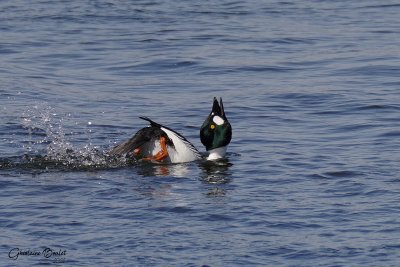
[
  {"x1": 135, "y1": 162, "x2": 191, "y2": 177},
  {"x1": 132, "y1": 159, "x2": 233, "y2": 197},
  {"x1": 134, "y1": 158, "x2": 233, "y2": 183},
  {"x1": 199, "y1": 159, "x2": 233, "y2": 197},
  {"x1": 199, "y1": 159, "x2": 233, "y2": 184},
  {"x1": 133, "y1": 182, "x2": 174, "y2": 199}
]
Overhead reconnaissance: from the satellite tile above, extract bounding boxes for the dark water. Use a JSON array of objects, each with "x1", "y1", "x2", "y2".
[{"x1": 1, "y1": 1, "x2": 400, "y2": 266}]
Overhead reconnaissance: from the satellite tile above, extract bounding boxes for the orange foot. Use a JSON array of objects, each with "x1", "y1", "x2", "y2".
[{"x1": 142, "y1": 136, "x2": 169, "y2": 162}]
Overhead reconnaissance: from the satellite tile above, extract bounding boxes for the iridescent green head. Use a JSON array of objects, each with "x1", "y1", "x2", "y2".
[{"x1": 200, "y1": 97, "x2": 232, "y2": 152}]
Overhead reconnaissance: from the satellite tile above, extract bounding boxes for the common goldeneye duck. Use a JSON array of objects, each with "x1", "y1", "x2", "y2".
[
  {"x1": 200, "y1": 97, "x2": 232, "y2": 160},
  {"x1": 109, "y1": 117, "x2": 201, "y2": 163},
  {"x1": 109, "y1": 97, "x2": 232, "y2": 163}
]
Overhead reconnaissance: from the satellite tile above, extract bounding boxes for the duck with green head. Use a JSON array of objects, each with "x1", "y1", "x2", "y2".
[
  {"x1": 110, "y1": 97, "x2": 232, "y2": 163},
  {"x1": 200, "y1": 97, "x2": 232, "y2": 160}
]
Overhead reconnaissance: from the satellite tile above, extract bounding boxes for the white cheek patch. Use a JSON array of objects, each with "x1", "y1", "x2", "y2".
[{"x1": 213, "y1": 115, "x2": 224, "y2": 125}]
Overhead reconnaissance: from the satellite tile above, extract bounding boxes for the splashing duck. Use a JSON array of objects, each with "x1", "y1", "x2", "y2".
[{"x1": 109, "y1": 97, "x2": 232, "y2": 163}]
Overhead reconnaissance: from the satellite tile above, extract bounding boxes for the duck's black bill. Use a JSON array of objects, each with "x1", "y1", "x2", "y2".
[{"x1": 211, "y1": 97, "x2": 225, "y2": 118}]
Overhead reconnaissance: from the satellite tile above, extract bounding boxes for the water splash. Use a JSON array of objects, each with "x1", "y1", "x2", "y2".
[
  {"x1": 22, "y1": 103, "x2": 72, "y2": 155},
  {"x1": 17, "y1": 103, "x2": 130, "y2": 170}
]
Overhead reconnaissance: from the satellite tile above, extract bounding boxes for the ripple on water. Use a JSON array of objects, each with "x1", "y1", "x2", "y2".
[
  {"x1": 1, "y1": 1, "x2": 400, "y2": 266},
  {"x1": 323, "y1": 170, "x2": 363, "y2": 178}
]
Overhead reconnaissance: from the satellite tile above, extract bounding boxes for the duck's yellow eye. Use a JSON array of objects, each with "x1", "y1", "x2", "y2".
[{"x1": 210, "y1": 124, "x2": 215, "y2": 129}]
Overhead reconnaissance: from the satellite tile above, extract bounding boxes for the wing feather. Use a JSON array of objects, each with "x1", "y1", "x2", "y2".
[
  {"x1": 141, "y1": 116, "x2": 201, "y2": 158},
  {"x1": 161, "y1": 126, "x2": 202, "y2": 162},
  {"x1": 109, "y1": 127, "x2": 161, "y2": 156}
]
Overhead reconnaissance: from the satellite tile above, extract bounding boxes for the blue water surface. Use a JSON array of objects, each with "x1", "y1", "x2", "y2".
[{"x1": 1, "y1": 1, "x2": 400, "y2": 266}]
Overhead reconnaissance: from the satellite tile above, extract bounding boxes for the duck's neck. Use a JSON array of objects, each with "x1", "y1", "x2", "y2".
[{"x1": 207, "y1": 146, "x2": 227, "y2": 160}]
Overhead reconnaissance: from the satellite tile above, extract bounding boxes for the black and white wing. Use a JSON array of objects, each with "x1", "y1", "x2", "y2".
[{"x1": 140, "y1": 117, "x2": 202, "y2": 163}]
